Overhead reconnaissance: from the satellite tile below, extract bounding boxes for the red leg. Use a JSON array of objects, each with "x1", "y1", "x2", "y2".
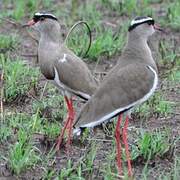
[
  {"x1": 115, "y1": 114, "x2": 123, "y2": 176},
  {"x1": 66, "y1": 97, "x2": 75, "y2": 150},
  {"x1": 122, "y1": 116, "x2": 133, "y2": 177},
  {"x1": 66, "y1": 97, "x2": 74, "y2": 130},
  {"x1": 55, "y1": 96, "x2": 71, "y2": 151}
]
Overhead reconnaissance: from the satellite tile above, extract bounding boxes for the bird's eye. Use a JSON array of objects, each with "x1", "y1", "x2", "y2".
[
  {"x1": 147, "y1": 21, "x2": 154, "y2": 26},
  {"x1": 40, "y1": 17, "x2": 45, "y2": 21}
]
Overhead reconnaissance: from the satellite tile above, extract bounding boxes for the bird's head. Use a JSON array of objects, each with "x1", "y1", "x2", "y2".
[
  {"x1": 25, "y1": 12, "x2": 60, "y2": 35},
  {"x1": 128, "y1": 16, "x2": 163, "y2": 39}
]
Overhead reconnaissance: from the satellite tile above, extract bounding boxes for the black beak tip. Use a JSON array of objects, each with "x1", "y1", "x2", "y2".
[{"x1": 22, "y1": 24, "x2": 29, "y2": 28}]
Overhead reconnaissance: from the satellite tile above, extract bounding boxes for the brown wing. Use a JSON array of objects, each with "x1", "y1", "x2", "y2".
[
  {"x1": 74, "y1": 63, "x2": 156, "y2": 128},
  {"x1": 54, "y1": 51, "x2": 97, "y2": 98}
]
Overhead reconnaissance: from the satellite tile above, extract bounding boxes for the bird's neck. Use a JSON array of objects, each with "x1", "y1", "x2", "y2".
[
  {"x1": 123, "y1": 32, "x2": 157, "y2": 71},
  {"x1": 40, "y1": 31, "x2": 62, "y2": 44},
  {"x1": 38, "y1": 32, "x2": 63, "y2": 80},
  {"x1": 38, "y1": 30, "x2": 62, "y2": 59},
  {"x1": 38, "y1": 34, "x2": 61, "y2": 59},
  {"x1": 126, "y1": 32, "x2": 150, "y2": 54}
]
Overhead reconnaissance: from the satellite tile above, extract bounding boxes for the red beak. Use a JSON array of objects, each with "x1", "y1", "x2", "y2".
[
  {"x1": 22, "y1": 19, "x2": 36, "y2": 27},
  {"x1": 153, "y1": 24, "x2": 164, "y2": 32},
  {"x1": 27, "y1": 19, "x2": 36, "y2": 26}
]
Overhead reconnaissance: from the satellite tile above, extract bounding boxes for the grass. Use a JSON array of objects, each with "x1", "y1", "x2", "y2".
[
  {"x1": 0, "y1": 124, "x2": 12, "y2": 143},
  {"x1": 0, "y1": 113, "x2": 32, "y2": 143},
  {"x1": 167, "y1": 1, "x2": 180, "y2": 29},
  {"x1": 0, "y1": 0, "x2": 54, "y2": 20},
  {"x1": 0, "y1": 110, "x2": 62, "y2": 175},
  {"x1": 135, "y1": 91, "x2": 174, "y2": 119},
  {"x1": 159, "y1": 39, "x2": 180, "y2": 86},
  {"x1": 77, "y1": 2, "x2": 102, "y2": 29},
  {"x1": 66, "y1": 24, "x2": 92, "y2": 58},
  {"x1": 63, "y1": 0, "x2": 127, "y2": 60},
  {"x1": 57, "y1": 142, "x2": 97, "y2": 179},
  {"x1": 103, "y1": 148, "x2": 118, "y2": 180},
  {"x1": 0, "y1": 34, "x2": 18, "y2": 52},
  {"x1": 140, "y1": 156, "x2": 180, "y2": 180},
  {"x1": 0, "y1": 0, "x2": 179, "y2": 179},
  {"x1": 0, "y1": 54, "x2": 39, "y2": 102},
  {"x1": 172, "y1": 157, "x2": 180, "y2": 180},
  {"x1": 159, "y1": 39, "x2": 178, "y2": 68},
  {"x1": 32, "y1": 83, "x2": 65, "y2": 121},
  {"x1": 100, "y1": 0, "x2": 154, "y2": 16},
  {"x1": 12, "y1": 0, "x2": 26, "y2": 20},
  {"x1": 0, "y1": 112, "x2": 40, "y2": 174},
  {"x1": 67, "y1": 24, "x2": 126, "y2": 61},
  {"x1": 87, "y1": 28, "x2": 125, "y2": 60},
  {"x1": 169, "y1": 67, "x2": 180, "y2": 82},
  {"x1": 136, "y1": 129, "x2": 171, "y2": 160},
  {"x1": 8, "y1": 129, "x2": 40, "y2": 174},
  {"x1": 0, "y1": 0, "x2": 26, "y2": 21},
  {"x1": 167, "y1": 56, "x2": 180, "y2": 83}
]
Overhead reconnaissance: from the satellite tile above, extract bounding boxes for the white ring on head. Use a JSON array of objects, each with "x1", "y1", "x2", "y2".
[
  {"x1": 131, "y1": 17, "x2": 153, "y2": 26},
  {"x1": 34, "y1": 12, "x2": 57, "y2": 19}
]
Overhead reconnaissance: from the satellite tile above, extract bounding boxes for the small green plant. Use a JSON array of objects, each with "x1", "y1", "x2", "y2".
[
  {"x1": 137, "y1": 129, "x2": 170, "y2": 160},
  {"x1": 0, "y1": 112, "x2": 38, "y2": 144},
  {"x1": 167, "y1": 1, "x2": 180, "y2": 29},
  {"x1": 103, "y1": 148, "x2": 117, "y2": 180},
  {"x1": 168, "y1": 68, "x2": 180, "y2": 83},
  {"x1": 159, "y1": 40, "x2": 178, "y2": 68},
  {"x1": 0, "y1": 54, "x2": 40, "y2": 102},
  {"x1": 0, "y1": 35, "x2": 18, "y2": 52},
  {"x1": 135, "y1": 92, "x2": 173, "y2": 119},
  {"x1": 43, "y1": 169, "x2": 57, "y2": 180},
  {"x1": 67, "y1": 23, "x2": 126, "y2": 61},
  {"x1": 8, "y1": 129, "x2": 40, "y2": 174},
  {"x1": 141, "y1": 156, "x2": 180, "y2": 179},
  {"x1": 81, "y1": 128, "x2": 90, "y2": 143},
  {"x1": 43, "y1": 121, "x2": 61, "y2": 139},
  {"x1": 1, "y1": 110, "x2": 60, "y2": 142},
  {"x1": 77, "y1": 2, "x2": 102, "y2": 29},
  {"x1": 100, "y1": 0, "x2": 153, "y2": 16},
  {"x1": 32, "y1": 83, "x2": 65, "y2": 121},
  {"x1": 0, "y1": 0, "x2": 55, "y2": 20},
  {"x1": 159, "y1": 40, "x2": 179, "y2": 84},
  {"x1": 172, "y1": 157, "x2": 180, "y2": 180},
  {"x1": 6, "y1": 113, "x2": 33, "y2": 132},
  {"x1": 58, "y1": 159, "x2": 74, "y2": 179},
  {"x1": 26, "y1": 0, "x2": 39, "y2": 13},
  {"x1": 88, "y1": 28, "x2": 125, "y2": 60},
  {"x1": 100, "y1": 0, "x2": 137, "y2": 15},
  {"x1": 66, "y1": 26, "x2": 91, "y2": 57},
  {"x1": 57, "y1": 142, "x2": 97, "y2": 179},
  {"x1": 0, "y1": 124, "x2": 12, "y2": 143},
  {"x1": 83, "y1": 142, "x2": 97, "y2": 174},
  {"x1": 11, "y1": 0, "x2": 26, "y2": 20}
]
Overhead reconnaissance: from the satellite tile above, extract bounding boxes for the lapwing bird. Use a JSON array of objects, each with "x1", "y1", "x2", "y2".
[
  {"x1": 25, "y1": 12, "x2": 98, "y2": 151},
  {"x1": 73, "y1": 16, "x2": 162, "y2": 177}
]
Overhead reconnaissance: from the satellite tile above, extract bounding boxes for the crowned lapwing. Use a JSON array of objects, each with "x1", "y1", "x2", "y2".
[
  {"x1": 73, "y1": 16, "x2": 162, "y2": 177},
  {"x1": 26, "y1": 12, "x2": 98, "y2": 151}
]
